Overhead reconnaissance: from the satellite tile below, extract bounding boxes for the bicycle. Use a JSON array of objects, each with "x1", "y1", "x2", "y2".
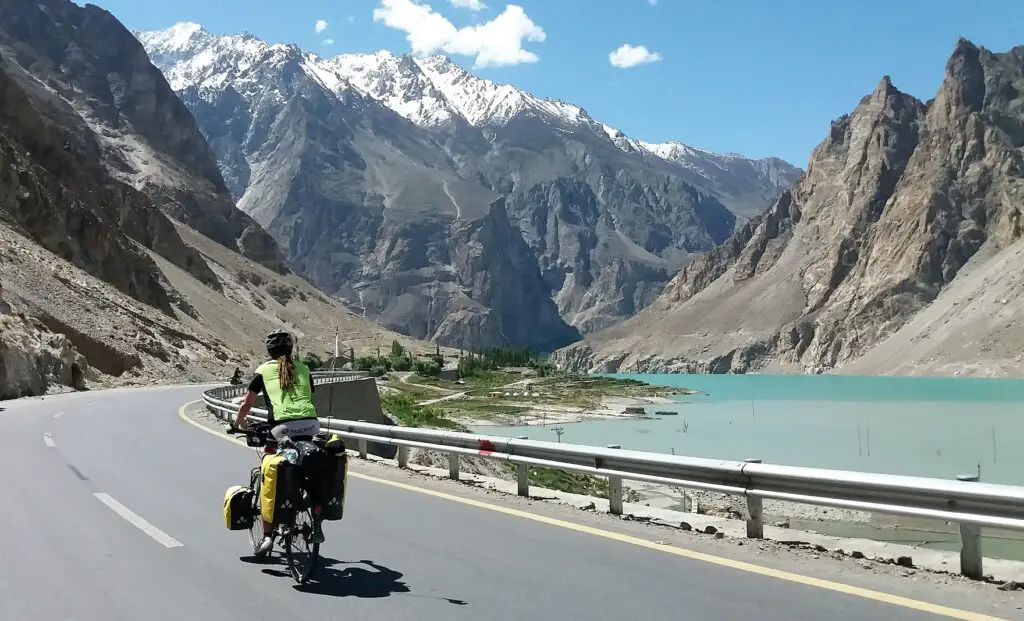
[{"x1": 226, "y1": 420, "x2": 323, "y2": 584}]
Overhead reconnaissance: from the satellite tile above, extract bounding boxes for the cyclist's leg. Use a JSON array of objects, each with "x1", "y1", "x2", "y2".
[
  {"x1": 260, "y1": 420, "x2": 323, "y2": 546},
  {"x1": 271, "y1": 419, "x2": 326, "y2": 543}
]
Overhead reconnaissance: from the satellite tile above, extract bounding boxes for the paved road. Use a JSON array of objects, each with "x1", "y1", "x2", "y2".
[{"x1": 0, "y1": 387, "x2": 1005, "y2": 620}]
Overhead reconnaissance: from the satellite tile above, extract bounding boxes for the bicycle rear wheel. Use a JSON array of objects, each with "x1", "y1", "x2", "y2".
[
  {"x1": 284, "y1": 493, "x2": 320, "y2": 584},
  {"x1": 248, "y1": 468, "x2": 267, "y2": 557}
]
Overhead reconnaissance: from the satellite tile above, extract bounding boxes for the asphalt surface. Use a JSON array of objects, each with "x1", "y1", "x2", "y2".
[{"x1": 0, "y1": 386, "x2": 1008, "y2": 621}]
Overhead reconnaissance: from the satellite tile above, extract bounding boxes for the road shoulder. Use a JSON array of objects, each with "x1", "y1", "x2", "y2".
[{"x1": 182, "y1": 400, "x2": 1024, "y2": 621}]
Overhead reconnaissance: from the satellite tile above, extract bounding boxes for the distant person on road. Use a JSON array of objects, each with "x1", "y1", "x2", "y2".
[{"x1": 232, "y1": 329, "x2": 321, "y2": 552}]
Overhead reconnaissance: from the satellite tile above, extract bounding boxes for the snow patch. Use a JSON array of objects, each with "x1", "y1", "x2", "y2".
[{"x1": 135, "y1": 24, "x2": 788, "y2": 183}]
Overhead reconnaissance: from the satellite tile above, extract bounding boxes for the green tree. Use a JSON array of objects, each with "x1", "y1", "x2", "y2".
[
  {"x1": 355, "y1": 356, "x2": 378, "y2": 371},
  {"x1": 414, "y1": 359, "x2": 442, "y2": 377},
  {"x1": 301, "y1": 351, "x2": 324, "y2": 371},
  {"x1": 391, "y1": 339, "x2": 405, "y2": 359}
]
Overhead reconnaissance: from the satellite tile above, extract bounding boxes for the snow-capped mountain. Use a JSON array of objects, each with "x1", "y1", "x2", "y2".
[
  {"x1": 138, "y1": 22, "x2": 799, "y2": 207},
  {"x1": 135, "y1": 22, "x2": 801, "y2": 347}
]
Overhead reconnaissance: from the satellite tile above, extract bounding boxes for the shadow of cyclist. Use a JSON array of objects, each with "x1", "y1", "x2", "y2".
[{"x1": 292, "y1": 558, "x2": 465, "y2": 605}]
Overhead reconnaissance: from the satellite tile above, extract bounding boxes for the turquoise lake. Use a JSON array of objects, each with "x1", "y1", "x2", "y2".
[{"x1": 473, "y1": 373, "x2": 1024, "y2": 485}]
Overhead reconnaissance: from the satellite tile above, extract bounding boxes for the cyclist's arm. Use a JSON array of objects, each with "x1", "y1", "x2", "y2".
[{"x1": 233, "y1": 374, "x2": 264, "y2": 428}]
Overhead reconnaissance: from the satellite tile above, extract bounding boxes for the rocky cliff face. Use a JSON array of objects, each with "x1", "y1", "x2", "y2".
[
  {"x1": 554, "y1": 39, "x2": 1024, "y2": 376},
  {"x1": 0, "y1": 0, "x2": 282, "y2": 274},
  {"x1": 137, "y1": 25, "x2": 800, "y2": 349},
  {"x1": 0, "y1": 280, "x2": 88, "y2": 400},
  {"x1": 0, "y1": 0, "x2": 440, "y2": 399},
  {"x1": 0, "y1": 57, "x2": 179, "y2": 313}
]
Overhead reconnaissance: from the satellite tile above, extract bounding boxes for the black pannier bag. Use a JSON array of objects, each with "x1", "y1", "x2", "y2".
[{"x1": 224, "y1": 485, "x2": 255, "y2": 530}]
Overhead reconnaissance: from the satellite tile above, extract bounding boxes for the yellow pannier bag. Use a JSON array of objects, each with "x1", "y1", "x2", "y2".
[{"x1": 260, "y1": 453, "x2": 299, "y2": 525}]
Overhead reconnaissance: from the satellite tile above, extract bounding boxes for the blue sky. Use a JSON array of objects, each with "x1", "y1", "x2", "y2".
[{"x1": 90, "y1": 0, "x2": 1024, "y2": 166}]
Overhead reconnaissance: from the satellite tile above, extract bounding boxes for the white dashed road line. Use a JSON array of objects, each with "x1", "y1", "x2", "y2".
[
  {"x1": 93, "y1": 493, "x2": 183, "y2": 549},
  {"x1": 42, "y1": 433, "x2": 56, "y2": 448},
  {"x1": 53, "y1": 412, "x2": 64, "y2": 419}
]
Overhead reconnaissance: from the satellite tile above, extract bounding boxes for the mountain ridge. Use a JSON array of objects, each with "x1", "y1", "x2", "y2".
[
  {"x1": 0, "y1": 0, "x2": 441, "y2": 397},
  {"x1": 552, "y1": 38, "x2": 1024, "y2": 377},
  {"x1": 136, "y1": 22, "x2": 801, "y2": 348},
  {"x1": 139, "y1": 21, "x2": 799, "y2": 211}
]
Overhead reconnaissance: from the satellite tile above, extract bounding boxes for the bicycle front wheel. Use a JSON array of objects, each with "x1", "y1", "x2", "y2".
[{"x1": 284, "y1": 499, "x2": 320, "y2": 584}]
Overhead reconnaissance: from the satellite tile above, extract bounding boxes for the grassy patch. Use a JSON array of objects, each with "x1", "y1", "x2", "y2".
[
  {"x1": 522, "y1": 374, "x2": 679, "y2": 407},
  {"x1": 380, "y1": 393, "x2": 466, "y2": 430},
  {"x1": 440, "y1": 400, "x2": 530, "y2": 421},
  {"x1": 385, "y1": 378, "x2": 446, "y2": 399},
  {"x1": 527, "y1": 466, "x2": 611, "y2": 498},
  {"x1": 434, "y1": 373, "x2": 683, "y2": 419},
  {"x1": 408, "y1": 375, "x2": 463, "y2": 391},
  {"x1": 460, "y1": 371, "x2": 520, "y2": 393},
  {"x1": 537, "y1": 375, "x2": 675, "y2": 396}
]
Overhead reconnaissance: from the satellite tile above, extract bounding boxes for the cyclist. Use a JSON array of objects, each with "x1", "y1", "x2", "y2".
[{"x1": 233, "y1": 329, "x2": 323, "y2": 553}]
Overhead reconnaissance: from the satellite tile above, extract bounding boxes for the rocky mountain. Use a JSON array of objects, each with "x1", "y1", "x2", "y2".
[
  {"x1": 136, "y1": 24, "x2": 801, "y2": 347},
  {"x1": 0, "y1": 279, "x2": 87, "y2": 400},
  {"x1": 0, "y1": 0, "x2": 439, "y2": 397},
  {"x1": 554, "y1": 39, "x2": 1024, "y2": 377},
  {"x1": 0, "y1": 0, "x2": 282, "y2": 275}
]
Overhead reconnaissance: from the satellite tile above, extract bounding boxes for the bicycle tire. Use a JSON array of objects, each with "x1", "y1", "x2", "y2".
[
  {"x1": 284, "y1": 497, "x2": 320, "y2": 584},
  {"x1": 248, "y1": 467, "x2": 267, "y2": 557}
]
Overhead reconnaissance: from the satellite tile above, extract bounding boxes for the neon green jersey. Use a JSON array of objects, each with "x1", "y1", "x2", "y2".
[{"x1": 255, "y1": 359, "x2": 317, "y2": 422}]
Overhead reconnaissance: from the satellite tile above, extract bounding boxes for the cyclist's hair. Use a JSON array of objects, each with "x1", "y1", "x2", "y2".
[{"x1": 278, "y1": 354, "x2": 297, "y2": 393}]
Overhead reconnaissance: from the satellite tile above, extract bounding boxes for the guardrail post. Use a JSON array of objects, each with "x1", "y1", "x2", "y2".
[
  {"x1": 744, "y1": 458, "x2": 764, "y2": 539},
  {"x1": 607, "y1": 444, "x2": 624, "y2": 515},
  {"x1": 516, "y1": 436, "x2": 529, "y2": 497},
  {"x1": 956, "y1": 473, "x2": 983, "y2": 579},
  {"x1": 398, "y1": 445, "x2": 410, "y2": 469},
  {"x1": 449, "y1": 451, "x2": 460, "y2": 480},
  {"x1": 357, "y1": 420, "x2": 368, "y2": 459}
]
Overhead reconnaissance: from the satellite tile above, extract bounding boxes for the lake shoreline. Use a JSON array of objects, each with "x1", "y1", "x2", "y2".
[
  {"x1": 471, "y1": 372, "x2": 1021, "y2": 486},
  {"x1": 461, "y1": 395, "x2": 676, "y2": 428}
]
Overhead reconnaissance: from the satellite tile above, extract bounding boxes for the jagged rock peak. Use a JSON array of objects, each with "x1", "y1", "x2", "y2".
[{"x1": 551, "y1": 37, "x2": 1024, "y2": 377}]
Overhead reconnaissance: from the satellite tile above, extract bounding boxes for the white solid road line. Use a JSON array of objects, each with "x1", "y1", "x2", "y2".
[
  {"x1": 42, "y1": 433, "x2": 56, "y2": 447},
  {"x1": 93, "y1": 493, "x2": 183, "y2": 549}
]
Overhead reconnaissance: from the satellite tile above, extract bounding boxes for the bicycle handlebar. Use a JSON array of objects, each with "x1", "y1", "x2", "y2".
[
  {"x1": 225, "y1": 420, "x2": 331, "y2": 447},
  {"x1": 224, "y1": 421, "x2": 273, "y2": 436}
]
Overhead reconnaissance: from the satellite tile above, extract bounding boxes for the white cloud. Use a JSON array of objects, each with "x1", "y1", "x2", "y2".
[
  {"x1": 450, "y1": 0, "x2": 486, "y2": 9},
  {"x1": 609, "y1": 44, "x2": 662, "y2": 68},
  {"x1": 648, "y1": 0, "x2": 657, "y2": 4},
  {"x1": 373, "y1": 0, "x2": 545, "y2": 68},
  {"x1": 348, "y1": 15, "x2": 356, "y2": 23},
  {"x1": 323, "y1": 38, "x2": 335, "y2": 45},
  {"x1": 314, "y1": 19, "x2": 329, "y2": 33}
]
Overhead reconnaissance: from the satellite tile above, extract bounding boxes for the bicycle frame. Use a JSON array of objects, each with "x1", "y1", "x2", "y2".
[{"x1": 230, "y1": 420, "x2": 324, "y2": 583}]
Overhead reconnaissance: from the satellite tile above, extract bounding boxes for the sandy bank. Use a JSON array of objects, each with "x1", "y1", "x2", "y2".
[{"x1": 462, "y1": 395, "x2": 674, "y2": 428}]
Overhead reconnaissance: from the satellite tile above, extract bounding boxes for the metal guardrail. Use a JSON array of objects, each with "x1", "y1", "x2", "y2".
[
  {"x1": 201, "y1": 374, "x2": 1024, "y2": 580},
  {"x1": 206, "y1": 371, "x2": 369, "y2": 402}
]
